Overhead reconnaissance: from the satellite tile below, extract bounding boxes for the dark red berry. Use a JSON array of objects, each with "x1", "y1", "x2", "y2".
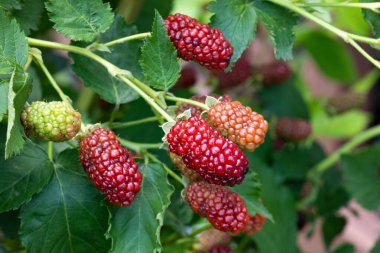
[
  {"x1": 212, "y1": 56, "x2": 252, "y2": 90},
  {"x1": 79, "y1": 128, "x2": 142, "y2": 206},
  {"x1": 167, "y1": 116, "x2": 248, "y2": 186},
  {"x1": 164, "y1": 13, "x2": 233, "y2": 70},
  {"x1": 256, "y1": 61, "x2": 292, "y2": 85},
  {"x1": 275, "y1": 117, "x2": 312, "y2": 142},
  {"x1": 185, "y1": 181, "x2": 249, "y2": 233},
  {"x1": 244, "y1": 213, "x2": 266, "y2": 235},
  {"x1": 175, "y1": 94, "x2": 232, "y2": 117},
  {"x1": 175, "y1": 64, "x2": 197, "y2": 88}
]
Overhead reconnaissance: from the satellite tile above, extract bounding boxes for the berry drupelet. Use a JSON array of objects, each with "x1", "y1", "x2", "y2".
[
  {"x1": 167, "y1": 116, "x2": 248, "y2": 186},
  {"x1": 79, "y1": 128, "x2": 142, "y2": 206},
  {"x1": 164, "y1": 13, "x2": 233, "y2": 70}
]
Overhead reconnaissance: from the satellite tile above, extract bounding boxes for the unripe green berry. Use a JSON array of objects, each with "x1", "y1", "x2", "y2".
[{"x1": 21, "y1": 101, "x2": 81, "y2": 142}]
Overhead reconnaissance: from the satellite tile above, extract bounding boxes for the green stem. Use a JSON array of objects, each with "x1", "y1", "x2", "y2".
[
  {"x1": 308, "y1": 124, "x2": 380, "y2": 179},
  {"x1": 129, "y1": 76, "x2": 167, "y2": 109},
  {"x1": 108, "y1": 116, "x2": 159, "y2": 129},
  {"x1": 146, "y1": 153, "x2": 184, "y2": 186},
  {"x1": 348, "y1": 39, "x2": 380, "y2": 69},
  {"x1": 104, "y1": 32, "x2": 151, "y2": 47},
  {"x1": 298, "y1": 2, "x2": 380, "y2": 12},
  {"x1": 165, "y1": 95, "x2": 210, "y2": 110},
  {"x1": 187, "y1": 223, "x2": 212, "y2": 237},
  {"x1": 119, "y1": 139, "x2": 162, "y2": 151},
  {"x1": 48, "y1": 142, "x2": 53, "y2": 161}
]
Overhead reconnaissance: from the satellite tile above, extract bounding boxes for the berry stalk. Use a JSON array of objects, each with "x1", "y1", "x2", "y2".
[
  {"x1": 164, "y1": 95, "x2": 209, "y2": 111},
  {"x1": 103, "y1": 32, "x2": 151, "y2": 47}
]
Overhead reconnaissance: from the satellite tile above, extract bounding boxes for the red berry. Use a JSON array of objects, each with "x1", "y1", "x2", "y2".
[
  {"x1": 244, "y1": 213, "x2": 266, "y2": 235},
  {"x1": 164, "y1": 13, "x2": 233, "y2": 70},
  {"x1": 275, "y1": 117, "x2": 312, "y2": 142},
  {"x1": 257, "y1": 61, "x2": 292, "y2": 85},
  {"x1": 212, "y1": 56, "x2": 252, "y2": 90},
  {"x1": 175, "y1": 94, "x2": 232, "y2": 117},
  {"x1": 167, "y1": 116, "x2": 248, "y2": 186},
  {"x1": 208, "y1": 101, "x2": 268, "y2": 151},
  {"x1": 79, "y1": 128, "x2": 142, "y2": 206},
  {"x1": 185, "y1": 181, "x2": 249, "y2": 233},
  {"x1": 169, "y1": 152, "x2": 201, "y2": 181}
]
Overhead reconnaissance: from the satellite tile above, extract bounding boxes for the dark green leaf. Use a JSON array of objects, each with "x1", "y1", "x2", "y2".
[
  {"x1": 5, "y1": 66, "x2": 32, "y2": 158},
  {"x1": 253, "y1": 162, "x2": 298, "y2": 253},
  {"x1": 133, "y1": 0, "x2": 174, "y2": 32},
  {"x1": 323, "y1": 216, "x2": 346, "y2": 249},
  {"x1": 361, "y1": 0, "x2": 380, "y2": 37},
  {"x1": 12, "y1": 0, "x2": 44, "y2": 35},
  {"x1": 331, "y1": 244, "x2": 355, "y2": 253},
  {"x1": 253, "y1": 0, "x2": 298, "y2": 60},
  {"x1": 46, "y1": 0, "x2": 114, "y2": 41},
  {"x1": 0, "y1": 132, "x2": 54, "y2": 212},
  {"x1": 140, "y1": 11, "x2": 180, "y2": 91},
  {"x1": 341, "y1": 146, "x2": 380, "y2": 211},
  {"x1": 209, "y1": 0, "x2": 257, "y2": 70},
  {"x1": 108, "y1": 163, "x2": 174, "y2": 253},
  {"x1": 298, "y1": 30, "x2": 357, "y2": 82},
  {"x1": 0, "y1": 210, "x2": 20, "y2": 239},
  {"x1": 273, "y1": 142, "x2": 325, "y2": 180},
  {"x1": 19, "y1": 149, "x2": 110, "y2": 253},
  {"x1": 71, "y1": 17, "x2": 139, "y2": 104},
  {"x1": 371, "y1": 239, "x2": 380, "y2": 253},
  {"x1": 259, "y1": 78, "x2": 309, "y2": 119}
]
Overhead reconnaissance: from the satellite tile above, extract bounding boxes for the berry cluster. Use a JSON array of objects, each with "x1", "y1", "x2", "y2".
[
  {"x1": 79, "y1": 128, "x2": 142, "y2": 206},
  {"x1": 21, "y1": 101, "x2": 81, "y2": 142},
  {"x1": 167, "y1": 116, "x2": 248, "y2": 186},
  {"x1": 185, "y1": 181, "x2": 249, "y2": 233},
  {"x1": 208, "y1": 101, "x2": 268, "y2": 151},
  {"x1": 164, "y1": 13, "x2": 233, "y2": 70}
]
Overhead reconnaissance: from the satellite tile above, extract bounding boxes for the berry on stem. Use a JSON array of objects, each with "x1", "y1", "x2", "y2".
[
  {"x1": 185, "y1": 181, "x2": 249, "y2": 233},
  {"x1": 79, "y1": 128, "x2": 142, "y2": 206},
  {"x1": 167, "y1": 116, "x2": 248, "y2": 186},
  {"x1": 208, "y1": 101, "x2": 268, "y2": 151},
  {"x1": 275, "y1": 117, "x2": 312, "y2": 142},
  {"x1": 164, "y1": 13, "x2": 233, "y2": 70},
  {"x1": 21, "y1": 101, "x2": 81, "y2": 142}
]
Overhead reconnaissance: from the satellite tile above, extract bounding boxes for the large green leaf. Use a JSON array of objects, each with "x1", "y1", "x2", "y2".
[
  {"x1": 19, "y1": 149, "x2": 110, "y2": 253},
  {"x1": 45, "y1": 0, "x2": 114, "y2": 41},
  {"x1": 341, "y1": 146, "x2": 380, "y2": 211},
  {"x1": 108, "y1": 163, "x2": 174, "y2": 253},
  {"x1": 0, "y1": 136, "x2": 54, "y2": 212},
  {"x1": 361, "y1": 0, "x2": 380, "y2": 38},
  {"x1": 140, "y1": 11, "x2": 180, "y2": 91},
  {"x1": 71, "y1": 17, "x2": 139, "y2": 104},
  {"x1": 298, "y1": 30, "x2": 357, "y2": 82},
  {"x1": 12, "y1": 0, "x2": 44, "y2": 35},
  {"x1": 253, "y1": 0, "x2": 298, "y2": 60},
  {"x1": 253, "y1": 162, "x2": 298, "y2": 253},
  {"x1": 323, "y1": 216, "x2": 346, "y2": 250},
  {"x1": 0, "y1": 0, "x2": 22, "y2": 10},
  {"x1": 5, "y1": 66, "x2": 32, "y2": 158},
  {"x1": 209, "y1": 0, "x2": 257, "y2": 70}
]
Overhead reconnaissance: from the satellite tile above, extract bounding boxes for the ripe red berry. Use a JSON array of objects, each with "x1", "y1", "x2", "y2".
[
  {"x1": 164, "y1": 13, "x2": 233, "y2": 70},
  {"x1": 167, "y1": 116, "x2": 248, "y2": 186},
  {"x1": 244, "y1": 213, "x2": 266, "y2": 235},
  {"x1": 169, "y1": 152, "x2": 201, "y2": 181},
  {"x1": 185, "y1": 181, "x2": 249, "y2": 233},
  {"x1": 175, "y1": 94, "x2": 232, "y2": 117},
  {"x1": 208, "y1": 101, "x2": 268, "y2": 151},
  {"x1": 256, "y1": 61, "x2": 292, "y2": 85},
  {"x1": 212, "y1": 56, "x2": 252, "y2": 90},
  {"x1": 275, "y1": 117, "x2": 312, "y2": 142},
  {"x1": 79, "y1": 128, "x2": 142, "y2": 206}
]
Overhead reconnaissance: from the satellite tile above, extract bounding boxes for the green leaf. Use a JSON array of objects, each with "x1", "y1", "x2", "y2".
[
  {"x1": 108, "y1": 163, "x2": 174, "y2": 253},
  {"x1": 5, "y1": 66, "x2": 32, "y2": 158},
  {"x1": 209, "y1": 0, "x2": 257, "y2": 70},
  {"x1": 341, "y1": 146, "x2": 380, "y2": 211},
  {"x1": 0, "y1": 82, "x2": 7, "y2": 121},
  {"x1": 140, "y1": 11, "x2": 180, "y2": 91},
  {"x1": 253, "y1": 162, "x2": 298, "y2": 253},
  {"x1": 0, "y1": 9, "x2": 28, "y2": 66},
  {"x1": 0, "y1": 0, "x2": 22, "y2": 10},
  {"x1": 371, "y1": 239, "x2": 380, "y2": 253},
  {"x1": 259, "y1": 78, "x2": 309, "y2": 119},
  {"x1": 331, "y1": 244, "x2": 355, "y2": 253},
  {"x1": 45, "y1": 0, "x2": 114, "y2": 41},
  {"x1": 253, "y1": 0, "x2": 298, "y2": 60},
  {"x1": 71, "y1": 17, "x2": 140, "y2": 104},
  {"x1": 273, "y1": 142, "x2": 325, "y2": 180},
  {"x1": 0, "y1": 136, "x2": 54, "y2": 212},
  {"x1": 361, "y1": 0, "x2": 380, "y2": 38},
  {"x1": 322, "y1": 216, "x2": 346, "y2": 249},
  {"x1": 12, "y1": 0, "x2": 44, "y2": 35},
  {"x1": 298, "y1": 30, "x2": 357, "y2": 82},
  {"x1": 312, "y1": 109, "x2": 370, "y2": 138},
  {"x1": 233, "y1": 168, "x2": 273, "y2": 221},
  {"x1": 134, "y1": 0, "x2": 174, "y2": 32},
  {"x1": 19, "y1": 149, "x2": 110, "y2": 253}
]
